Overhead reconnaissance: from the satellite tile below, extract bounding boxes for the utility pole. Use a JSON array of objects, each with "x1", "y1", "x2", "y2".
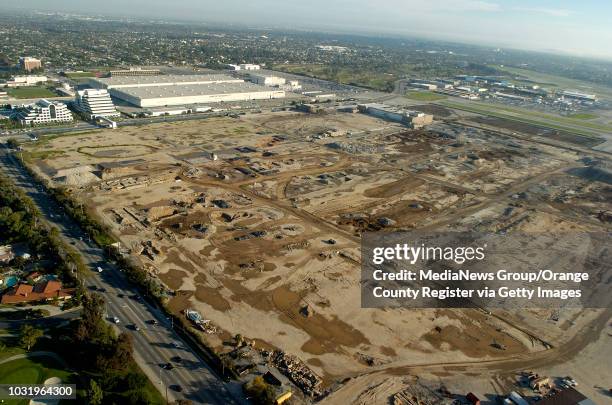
[{"x1": 159, "y1": 367, "x2": 168, "y2": 404}]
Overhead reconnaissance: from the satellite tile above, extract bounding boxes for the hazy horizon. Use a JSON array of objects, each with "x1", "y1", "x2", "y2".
[{"x1": 5, "y1": 0, "x2": 612, "y2": 61}]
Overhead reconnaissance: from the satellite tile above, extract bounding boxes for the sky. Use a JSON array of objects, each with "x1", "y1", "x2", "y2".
[{"x1": 6, "y1": 0, "x2": 612, "y2": 60}]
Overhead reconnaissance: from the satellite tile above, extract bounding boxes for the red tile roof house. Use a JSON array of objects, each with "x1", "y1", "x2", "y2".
[{"x1": 0, "y1": 280, "x2": 75, "y2": 304}]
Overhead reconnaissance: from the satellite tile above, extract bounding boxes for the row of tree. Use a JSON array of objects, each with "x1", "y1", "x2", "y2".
[
  {"x1": 73, "y1": 293, "x2": 159, "y2": 404},
  {"x1": 0, "y1": 174, "x2": 85, "y2": 286},
  {"x1": 49, "y1": 187, "x2": 117, "y2": 247}
]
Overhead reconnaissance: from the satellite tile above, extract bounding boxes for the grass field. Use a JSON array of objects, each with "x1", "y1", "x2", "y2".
[
  {"x1": 567, "y1": 113, "x2": 598, "y2": 120},
  {"x1": 466, "y1": 102, "x2": 612, "y2": 132},
  {"x1": 491, "y1": 65, "x2": 612, "y2": 101},
  {"x1": 275, "y1": 63, "x2": 396, "y2": 92},
  {"x1": 0, "y1": 356, "x2": 74, "y2": 405},
  {"x1": 7, "y1": 86, "x2": 57, "y2": 99},
  {"x1": 63, "y1": 72, "x2": 95, "y2": 78},
  {"x1": 439, "y1": 100, "x2": 604, "y2": 140},
  {"x1": 405, "y1": 91, "x2": 446, "y2": 101},
  {"x1": 0, "y1": 341, "x2": 25, "y2": 362}
]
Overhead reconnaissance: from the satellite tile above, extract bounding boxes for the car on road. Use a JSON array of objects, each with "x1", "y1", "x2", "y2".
[
  {"x1": 169, "y1": 385, "x2": 182, "y2": 392},
  {"x1": 88, "y1": 285, "x2": 97, "y2": 291},
  {"x1": 112, "y1": 316, "x2": 120, "y2": 324},
  {"x1": 161, "y1": 363, "x2": 174, "y2": 370},
  {"x1": 171, "y1": 342, "x2": 183, "y2": 349},
  {"x1": 128, "y1": 324, "x2": 141, "y2": 331},
  {"x1": 564, "y1": 377, "x2": 577, "y2": 386},
  {"x1": 117, "y1": 293, "x2": 125, "y2": 298},
  {"x1": 98, "y1": 288, "x2": 107, "y2": 293},
  {"x1": 97, "y1": 266, "x2": 103, "y2": 273},
  {"x1": 146, "y1": 319, "x2": 158, "y2": 325}
]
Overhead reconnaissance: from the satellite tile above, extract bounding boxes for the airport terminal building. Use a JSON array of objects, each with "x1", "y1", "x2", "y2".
[{"x1": 88, "y1": 74, "x2": 285, "y2": 107}]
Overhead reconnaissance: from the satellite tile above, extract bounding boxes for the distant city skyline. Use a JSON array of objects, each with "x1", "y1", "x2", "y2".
[{"x1": 5, "y1": 0, "x2": 612, "y2": 60}]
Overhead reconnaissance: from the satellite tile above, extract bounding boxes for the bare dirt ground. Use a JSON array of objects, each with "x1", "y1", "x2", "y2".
[{"x1": 24, "y1": 109, "x2": 612, "y2": 401}]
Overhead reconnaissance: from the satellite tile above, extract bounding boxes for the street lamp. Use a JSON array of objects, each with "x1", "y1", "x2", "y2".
[{"x1": 159, "y1": 367, "x2": 169, "y2": 404}]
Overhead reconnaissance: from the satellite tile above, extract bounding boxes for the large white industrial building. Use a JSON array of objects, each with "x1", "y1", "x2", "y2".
[
  {"x1": 561, "y1": 90, "x2": 597, "y2": 102},
  {"x1": 5, "y1": 75, "x2": 48, "y2": 88},
  {"x1": 226, "y1": 64, "x2": 261, "y2": 71},
  {"x1": 248, "y1": 73, "x2": 286, "y2": 87},
  {"x1": 12, "y1": 99, "x2": 73, "y2": 126},
  {"x1": 109, "y1": 82, "x2": 285, "y2": 108},
  {"x1": 88, "y1": 74, "x2": 243, "y2": 90},
  {"x1": 358, "y1": 103, "x2": 433, "y2": 128},
  {"x1": 87, "y1": 74, "x2": 284, "y2": 108},
  {"x1": 74, "y1": 89, "x2": 120, "y2": 118}
]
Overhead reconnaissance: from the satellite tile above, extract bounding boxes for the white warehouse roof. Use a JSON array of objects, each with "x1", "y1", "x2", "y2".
[
  {"x1": 109, "y1": 81, "x2": 285, "y2": 107},
  {"x1": 113, "y1": 81, "x2": 278, "y2": 98},
  {"x1": 90, "y1": 74, "x2": 243, "y2": 89}
]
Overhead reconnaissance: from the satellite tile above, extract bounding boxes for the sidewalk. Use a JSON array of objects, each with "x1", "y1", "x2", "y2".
[{"x1": 0, "y1": 304, "x2": 79, "y2": 317}]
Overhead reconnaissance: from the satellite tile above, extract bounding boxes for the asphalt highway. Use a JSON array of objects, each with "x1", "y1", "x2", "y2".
[{"x1": 0, "y1": 145, "x2": 242, "y2": 404}]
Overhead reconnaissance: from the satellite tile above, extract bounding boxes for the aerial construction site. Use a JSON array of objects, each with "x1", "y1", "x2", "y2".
[{"x1": 21, "y1": 101, "x2": 612, "y2": 403}]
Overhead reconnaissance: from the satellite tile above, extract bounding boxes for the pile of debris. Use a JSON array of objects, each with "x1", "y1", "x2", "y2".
[
  {"x1": 184, "y1": 309, "x2": 217, "y2": 334},
  {"x1": 392, "y1": 382, "x2": 450, "y2": 405},
  {"x1": 268, "y1": 350, "x2": 322, "y2": 397},
  {"x1": 234, "y1": 230, "x2": 267, "y2": 241},
  {"x1": 282, "y1": 240, "x2": 310, "y2": 252},
  {"x1": 185, "y1": 167, "x2": 203, "y2": 178},
  {"x1": 138, "y1": 240, "x2": 161, "y2": 260},
  {"x1": 325, "y1": 141, "x2": 385, "y2": 154},
  {"x1": 597, "y1": 210, "x2": 612, "y2": 223}
]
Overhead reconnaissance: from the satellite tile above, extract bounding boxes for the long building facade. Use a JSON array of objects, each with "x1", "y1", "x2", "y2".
[
  {"x1": 6, "y1": 75, "x2": 47, "y2": 88},
  {"x1": 13, "y1": 99, "x2": 73, "y2": 126},
  {"x1": 74, "y1": 89, "x2": 120, "y2": 118},
  {"x1": 87, "y1": 74, "x2": 284, "y2": 108}
]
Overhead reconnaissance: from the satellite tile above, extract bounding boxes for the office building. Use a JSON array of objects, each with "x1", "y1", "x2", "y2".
[
  {"x1": 74, "y1": 89, "x2": 120, "y2": 118},
  {"x1": 19, "y1": 57, "x2": 42, "y2": 72},
  {"x1": 13, "y1": 99, "x2": 73, "y2": 126}
]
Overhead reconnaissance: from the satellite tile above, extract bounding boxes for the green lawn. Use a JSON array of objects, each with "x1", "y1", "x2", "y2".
[
  {"x1": 127, "y1": 364, "x2": 165, "y2": 405},
  {"x1": 274, "y1": 63, "x2": 396, "y2": 92},
  {"x1": 405, "y1": 91, "x2": 446, "y2": 101},
  {"x1": 491, "y1": 65, "x2": 612, "y2": 101},
  {"x1": 0, "y1": 356, "x2": 74, "y2": 405},
  {"x1": 479, "y1": 103, "x2": 612, "y2": 132},
  {"x1": 7, "y1": 87, "x2": 57, "y2": 99},
  {"x1": 439, "y1": 100, "x2": 608, "y2": 139},
  {"x1": 0, "y1": 341, "x2": 25, "y2": 361},
  {"x1": 64, "y1": 72, "x2": 95, "y2": 78},
  {"x1": 566, "y1": 113, "x2": 598, "y2": 120},
  {"x1": 22, "y1": 150, "x2": 67, "y2": 161}
]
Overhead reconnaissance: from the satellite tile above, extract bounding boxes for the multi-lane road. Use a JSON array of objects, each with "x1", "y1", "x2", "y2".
[{"x1": 0, "y1": 145, "x2": 242, "y2": 404}]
